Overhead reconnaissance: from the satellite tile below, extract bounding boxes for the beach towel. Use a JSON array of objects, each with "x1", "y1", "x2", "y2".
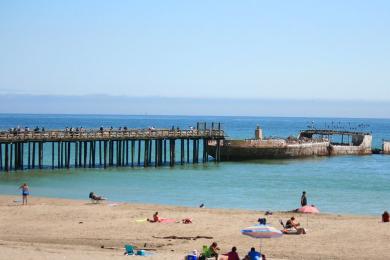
[
  {"x1": 136, "y1": 218, "x2": 148, "y2": 223},
  {"x1": 158, "y1": 218, "x2": 176, "y2": 223},
  {"x1": 136, "y1": 250, "x2": 154, "y2": 256}
]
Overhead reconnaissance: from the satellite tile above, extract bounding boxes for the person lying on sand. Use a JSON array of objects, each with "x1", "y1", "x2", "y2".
[
  {"x1": 181, "y1": 217, "x2": 193, "y2": 224},
  {"x1": 89, "y1": 192, "x2": 106, "y2": 202}
]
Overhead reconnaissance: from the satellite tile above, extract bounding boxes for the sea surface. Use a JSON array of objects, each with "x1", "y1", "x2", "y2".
[{"x1": 0, "y1": 114, "x2": 389, "y2": 215}]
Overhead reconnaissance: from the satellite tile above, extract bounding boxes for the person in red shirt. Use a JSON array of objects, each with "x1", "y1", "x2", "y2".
[{"x1": 225, "y1": 246, "x2": 240, "y2": 260}]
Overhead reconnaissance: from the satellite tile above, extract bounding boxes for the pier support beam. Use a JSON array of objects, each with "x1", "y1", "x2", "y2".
[
  {"x1": 186, "y1": 139, "x2": 190, "y2": 164},
  {"x1": 137, "y1": 140, "x2": 141, "y2": 166},
  {"x1": 131, "y1": 140, "x2": 135, "y2": 167},
  {"x1": 180, "y1": 139, "x2": 184, "y2": 165},
  {"x1": 144, "y1": 140, "x2": 149, "y2": 167},
  {"x1": 103, "y1": 141, "x2": 107, "y2": 168},
  {"x1": 27, "y1": 142, "x2": 31, "y2": 169},
  {"x1": 0, "y1": 144, "x2": 2, "y2": 171},
  {"x1": 52, "y1": 142, "x2": 55, "y2": 169},
  {"x1": 4, "y1": 144, "x2": 9, "y2": 172},
  {"x1": 169, "y1": 139, "x2": 176, "y2": 167}
]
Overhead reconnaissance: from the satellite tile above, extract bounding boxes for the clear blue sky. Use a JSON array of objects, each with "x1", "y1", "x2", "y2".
[{"x1": 0, "y1": 0, "x2": 389, "y2": 101}]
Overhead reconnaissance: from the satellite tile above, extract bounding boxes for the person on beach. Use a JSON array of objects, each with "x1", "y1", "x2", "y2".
[
  {"x1": 286, "y1": 216, "x2": 306, "y2": 234},
  {"x1": 301, "y1": 191, "x2": 307, "y2": 207},
  {"x1": 19, "y1": 183, "x2": 29, "y2": 205},
  {"x1": 247, "y1": 247, "x2": 261, "y2": 260},
  {"x1": 382, "y1": 211, "x2": 389, "y2": 222},
  {"x1": 88, "y1": 192, "x2": 106, "y2": 202},
  {"x1": 209, "y1": 242, "x2": 220, "y2": 259},
  {"x1": 225, "y1": 246, "x2": 240, "y2": 260},
  {"x1": 147, "y1": 212, "x2": 161, "y2": 223}
]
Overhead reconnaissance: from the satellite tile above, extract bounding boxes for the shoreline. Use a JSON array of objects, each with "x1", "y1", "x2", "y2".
[
  {"x1": 0, "y1": 192, "x2": 381, "y2": 217},
  {"x1": 0, "y1": 191, "x2": 382, "y2": 217},
  {"x1": 1, "y1": 195, "x2": 389, "y2": 259}
]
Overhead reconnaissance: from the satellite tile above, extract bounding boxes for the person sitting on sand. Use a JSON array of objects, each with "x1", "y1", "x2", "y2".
[
  {"x1": 224, "y1": 246, "x2": 240, "y2": 260},
  {"x1": 89, "y1": 192, "x2": 106, "y2": 202},
  {"x1": 209, "y1": 242, "x2": 220, "y2": 260},
  {"x1": 19, "y1": 183, "x2": 29, "y2": 205},
  {"x1": 147, "y1": 212, "x2": 161, "y2": 223},
  {"x1": 285, "y1": 216, "x2": 306, "y2": 234},
  {"x1": 382, "y1": 211, "x2": 389, "y2": 222},
  {"x1": 247, "y1": 247, "x2": 261, "y2": 260}
]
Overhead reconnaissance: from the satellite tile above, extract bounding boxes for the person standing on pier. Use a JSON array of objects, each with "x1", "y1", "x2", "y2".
[
  {"x1": 19, "y1": 183, "x2": 29, "y2": 205},
  {"x1": 301, "y1": 191, "x2": 307, "y2": 207}
]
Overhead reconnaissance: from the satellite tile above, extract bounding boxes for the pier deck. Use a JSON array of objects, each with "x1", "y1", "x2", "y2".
[{"x1": 0, "y1": 125, "x2": 225, "y2": 172}]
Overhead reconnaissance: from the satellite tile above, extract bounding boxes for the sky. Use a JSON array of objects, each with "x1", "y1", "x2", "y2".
[{"x1": 0, "y1": 1, "x2": 389, "y2": 116}]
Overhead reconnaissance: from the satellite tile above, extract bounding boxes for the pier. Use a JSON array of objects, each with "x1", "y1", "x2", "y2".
[{"x1": 0, "y1": 123, "x2": 225, "y2": 172}]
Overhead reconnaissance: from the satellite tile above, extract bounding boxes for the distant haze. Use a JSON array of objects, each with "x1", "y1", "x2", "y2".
[{"x1": 1, "y1": 94, "x2": 389, "y2": 118}]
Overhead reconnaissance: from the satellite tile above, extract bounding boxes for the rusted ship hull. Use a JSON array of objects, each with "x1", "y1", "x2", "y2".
[
  {"x1": 207, "y1": 129, "x2": 372, "y2": 161},
  {"x1": 207, "y1": 140, "x2": 330, "y2": 160}
]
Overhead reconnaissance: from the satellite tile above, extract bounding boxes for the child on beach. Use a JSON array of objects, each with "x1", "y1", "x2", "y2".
[{"x1": 19, "y1": 183, "x2": 29, "y2": 205}]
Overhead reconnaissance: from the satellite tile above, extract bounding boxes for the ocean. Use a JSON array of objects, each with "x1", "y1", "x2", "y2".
[{"x1": 0, "y1": 114, "x2": 389, "y2": 215}]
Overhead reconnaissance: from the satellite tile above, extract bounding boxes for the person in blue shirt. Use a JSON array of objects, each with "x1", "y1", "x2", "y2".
[{"x1": 247, "y1": 247, "x2": 261, "y2": 260}]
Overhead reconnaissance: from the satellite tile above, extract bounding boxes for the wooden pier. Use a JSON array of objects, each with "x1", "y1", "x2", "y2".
[{"x1": 0, "y1": 123, "x2": 224, "y2": 172}]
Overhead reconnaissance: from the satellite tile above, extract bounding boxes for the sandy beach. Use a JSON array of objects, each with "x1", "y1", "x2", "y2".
[{"x1": 0, "y1": 195, "x2": 389, "y2": 260}]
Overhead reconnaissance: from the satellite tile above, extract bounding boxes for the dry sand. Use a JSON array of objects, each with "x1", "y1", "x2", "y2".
[{"x1": 0, "y1": 195, "x2": 389, "y2": 260}]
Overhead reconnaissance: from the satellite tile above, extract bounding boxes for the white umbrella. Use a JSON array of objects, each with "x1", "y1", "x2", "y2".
[{"x1": 241, "y1": 224, "x2": 282, "y2": 251}]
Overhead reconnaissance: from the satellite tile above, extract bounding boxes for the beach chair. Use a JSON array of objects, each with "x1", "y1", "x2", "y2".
[
  {"x1": 280, "y1": 219, "x2": 293, "y2": 233},
  {"x1": 124, "y1": 244, "x2": 135, "y2": 255}
]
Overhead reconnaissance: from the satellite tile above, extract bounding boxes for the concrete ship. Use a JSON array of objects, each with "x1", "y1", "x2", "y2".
[{"x1": 207, "y1": 126, "x2": 372, "y2": 161}]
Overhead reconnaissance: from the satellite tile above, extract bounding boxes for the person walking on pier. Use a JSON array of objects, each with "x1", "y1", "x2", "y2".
[
  {"x1": 301, "y1": 191, "x2": 307, "y2": 207},
  {"x1": 19, "y1": 183, "x2": 29, "y2": 205}
]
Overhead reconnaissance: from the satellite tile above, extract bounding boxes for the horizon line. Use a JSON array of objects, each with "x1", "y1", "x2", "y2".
[
  {"x1": 1, "y1": 93, "x2": 390, "y2": 103},
  {"x1": 0, "y1": 112, "x2": 389, "y2": 120}
]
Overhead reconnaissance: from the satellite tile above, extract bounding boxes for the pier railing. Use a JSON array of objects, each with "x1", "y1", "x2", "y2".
[{"x1": 0, "y1": 129, "x2": 225, "y2": 143}]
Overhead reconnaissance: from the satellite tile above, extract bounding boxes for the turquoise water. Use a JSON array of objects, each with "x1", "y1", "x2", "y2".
[{"x1": 0, "y1": 114, "x2": 389, "y2": 215}]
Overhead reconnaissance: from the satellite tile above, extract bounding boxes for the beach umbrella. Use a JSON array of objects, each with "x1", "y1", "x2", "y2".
[
  {"x1": 298, "y1": 205, "x2": 319, "y2": 226},
  {"x1": 298, "y1": 205, "x2": 320, "y2": 214},
  {"x1": 241, "y1": 224, "x2": 282, "y2": 250}
]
